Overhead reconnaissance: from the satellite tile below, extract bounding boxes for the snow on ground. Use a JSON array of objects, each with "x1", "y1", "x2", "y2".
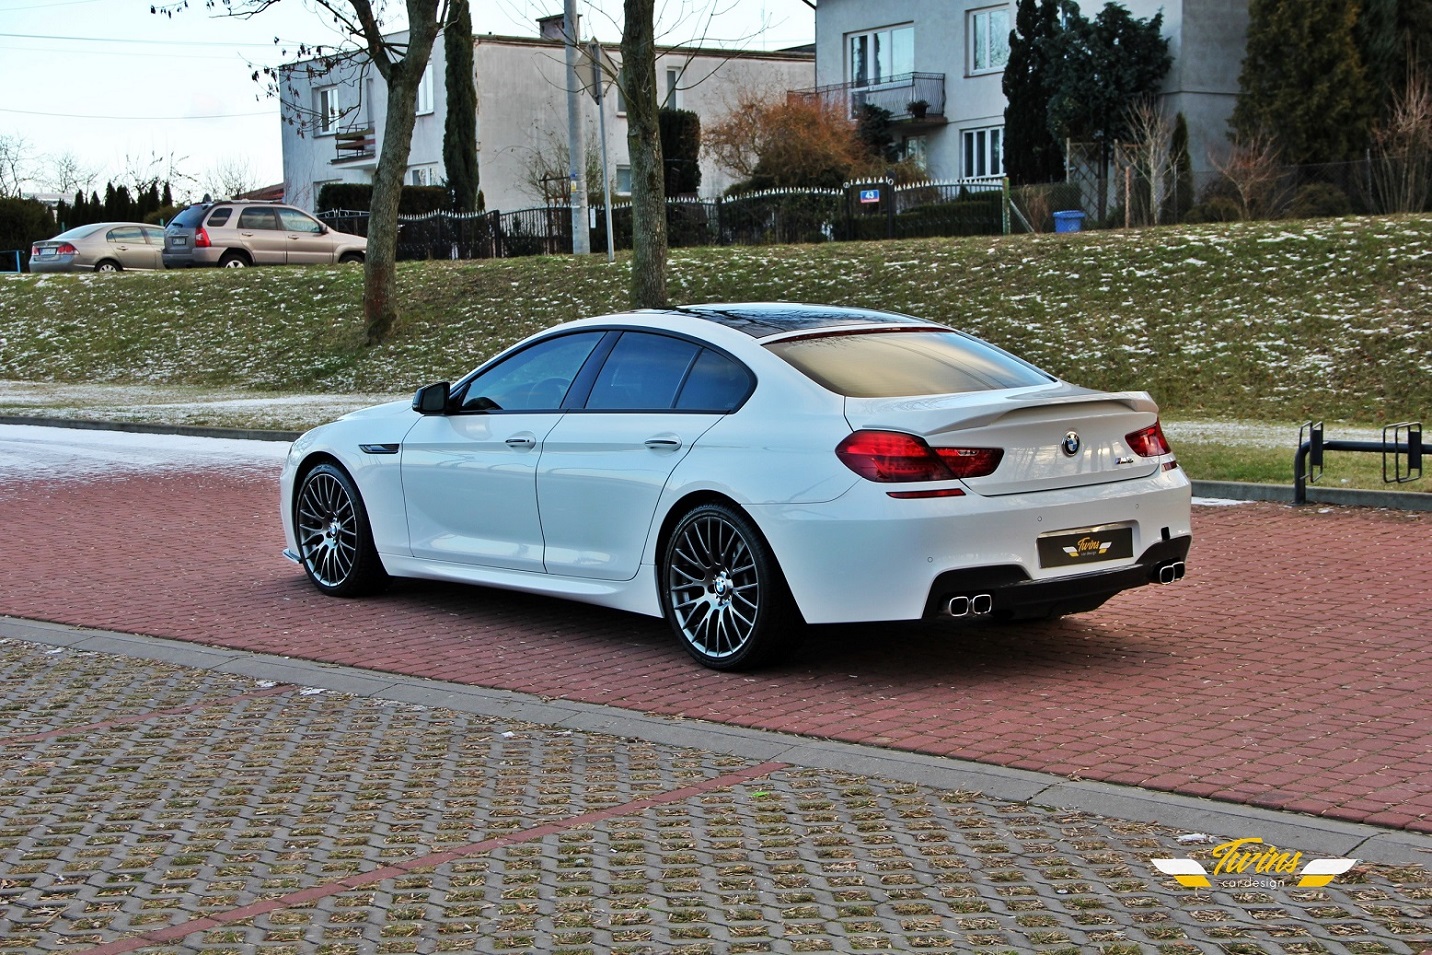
[{"x1": 0, "y1": 423, "x2": 288, "y2": 486}]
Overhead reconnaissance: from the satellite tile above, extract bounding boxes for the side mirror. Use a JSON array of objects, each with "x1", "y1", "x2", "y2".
[{"x1": 412, "y1": 381, "x2": 450, "y2": 414}]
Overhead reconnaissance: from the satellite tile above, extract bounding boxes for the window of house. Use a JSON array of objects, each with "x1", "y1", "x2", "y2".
[
  {"x1": 663, "y1": 67, "x2": 682, "y2": 109},
  {"x1": 969, "y1": 6, "x2": 1011, "y2": 74},
  {"x1": 848, "y1": 25, "x2": 914, "y2": 87},
  {"x1": 900, "y1": 135, "x2": 929, "y2": 171},
  {"x1": 962, "y1": 126, "x2": 1004, "y2": 178},
  {"x1": 417, "y1": 66, "x2": 434, "y2": 115},
  {"x1": 316, "y1": 86, "x2": 340, "y2": 134},
  {"x1": 409, "y1": 166, "x2": 438, "y2": 187},
  {"x1": 615, "y1": 70, "x2": 627, "y2": 115},
  {"x1": 615, "y1": 164, "x2": 632, "y2": 195}
]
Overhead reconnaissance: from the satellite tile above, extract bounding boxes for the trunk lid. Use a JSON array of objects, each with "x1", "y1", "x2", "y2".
[{"x1": 844, "y1": 383, "x2": 1165, "y2": 495}]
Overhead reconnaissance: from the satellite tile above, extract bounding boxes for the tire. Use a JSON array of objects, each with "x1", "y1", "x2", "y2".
[
  {"x1": 661, "y1": 502, "x2": 802, "y2": 671},
  {"x1": 339, "y1": 252, "x2": 364, "y2": 264},
  {"x1": 95, "y1": 260, "x2": 121, "y2": 272},
  {"x1": 294, "y1": 463, "x2": 388, "y2": 597},
  {"x1": 219, "y1": 252, "x2": 249, "y2": 268}
]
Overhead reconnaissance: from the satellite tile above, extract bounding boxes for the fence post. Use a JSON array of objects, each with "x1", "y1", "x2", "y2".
[{"x1": 1002, "y1": 177, "x2": 1011, "y2": 235}]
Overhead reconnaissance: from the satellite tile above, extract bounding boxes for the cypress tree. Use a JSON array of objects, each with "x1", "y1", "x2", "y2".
[
  {"x1": 442, "y1": 0, "x2": 479, "y2": 212},
  {"x1": 1231, "y1": 0, "x2": 1373, "y2": 164},
  {"x1": 659, "y1": 108, "x2": 702, "y2": 195},
  {"x1": 1003, "y1": 0, "x2": 1064, "y2": 184}
]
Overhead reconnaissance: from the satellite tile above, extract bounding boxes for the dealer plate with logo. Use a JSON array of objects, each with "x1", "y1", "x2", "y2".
[{"x1": 1036, "y1": 524, "x2": 1134, "y2": 568}]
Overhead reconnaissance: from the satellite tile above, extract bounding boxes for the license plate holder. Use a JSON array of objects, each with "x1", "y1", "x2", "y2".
[{"x1": 1037, "y1": 525, "x2": 1134, "y2": 568}]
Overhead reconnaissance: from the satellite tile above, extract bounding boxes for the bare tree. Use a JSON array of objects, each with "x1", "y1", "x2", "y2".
[
  {"x1": 1210, "y1": 131, "x2": 1291, "y2": 220},
  {"x1": 1123, "y1": 98, "x2": 1174, "y2": 226},
  {"x1": 203, "y1": 157, "x2": 261, "y2": 199},
  {"x1": 43, "y1": 151, "x2": 100, "y2": 197},
  {"x1": 0, "y1": 132, "x2": 31, "y2": 198},
  {"x1": 1371, "y1": 57, "x2": 1432, "y2": 214},
  {"x1": 158, "y1": 0, "x2": 449, "y2": 345}
]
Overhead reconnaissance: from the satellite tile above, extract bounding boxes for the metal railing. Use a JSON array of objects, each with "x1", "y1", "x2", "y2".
[
  {"x1": 333, "y1": 124, "x2": 376, "y2": 164},
  {"x1": 1294, "y1": 421, "x2": 1424, "y2": 505},
  {"x1": 793, "y1": 72, "x2": 946, "y2": 121}
]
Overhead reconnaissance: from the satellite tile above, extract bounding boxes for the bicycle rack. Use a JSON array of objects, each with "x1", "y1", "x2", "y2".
[{"x1": 1293, "y1": 421, "x2": 1423, "y2": 505}]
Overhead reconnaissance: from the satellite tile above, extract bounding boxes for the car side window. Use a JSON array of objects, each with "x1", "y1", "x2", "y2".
[
  {"x1": 675, "y1": 349, "x2": 753, "y2": 411},
  {"x1": 107, "y1": 226, "x2": 142, "y2": 243},
  {"x1": 141, "y1": 226, "x2": 165, "y2": 244},
  {"x1": 206, "y1": 207, "x2": 233, "y2": 227},
  {"x1": 584, "y1": 333, "x2": 701, "y2": 411},
  {"x1": 458, "y1": 331, "x2": 605, "y2": 412},
  {"x1": 237, "y1": 207, "x2": 279, "y2": 230},
  {"x1": 277, "y1": 208, "x2": 324, "y2": 234}
]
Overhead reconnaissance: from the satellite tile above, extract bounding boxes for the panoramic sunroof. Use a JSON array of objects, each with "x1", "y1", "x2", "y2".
[{"x1": 666, "y1": 303, "x2": 939, "y2": 338}]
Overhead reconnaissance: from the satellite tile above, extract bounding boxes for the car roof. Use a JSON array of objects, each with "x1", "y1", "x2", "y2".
[{"x1": 655, "y1": 303, "x2": 944, "y2": 339}]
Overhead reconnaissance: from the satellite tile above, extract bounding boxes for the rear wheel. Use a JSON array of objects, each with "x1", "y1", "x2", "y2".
[
  {"x1": 95, "y1": 260, "x2": 120, "y2": 272},
  {"x1": 661, "y1": 503, "x2": 801, "y2": 670},
  {"x1": 294, "y1": 463, "x2": 388, "y2": 597},
  {"x1": 219, "y1": 251, "x2": 249, "y2": 268}
]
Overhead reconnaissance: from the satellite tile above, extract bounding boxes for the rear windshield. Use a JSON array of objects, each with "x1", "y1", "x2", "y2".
[
  {"x1": 169, "y1": 205, "x2": 210, "y2": 229},
  {"x1": 767, "y1": 330, "x2": 1053, "y2": 398}
]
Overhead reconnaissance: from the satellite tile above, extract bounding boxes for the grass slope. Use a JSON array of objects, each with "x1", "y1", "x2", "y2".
[{"x1": 1, "y1": 215, "x2": 1428, "y2": 488}]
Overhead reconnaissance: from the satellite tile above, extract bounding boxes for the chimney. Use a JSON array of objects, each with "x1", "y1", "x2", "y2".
[{"x1": 537, "y1": 13, "x2": 576, "y2": 41}]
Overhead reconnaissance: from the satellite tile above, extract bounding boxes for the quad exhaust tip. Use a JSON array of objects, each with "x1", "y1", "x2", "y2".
[
  {"x1": 946, "y1": 594, "x2": 993, "y2": 617},
  {"x1": 1156, "y1": 561, "x2": 1186, "y2": 584}
]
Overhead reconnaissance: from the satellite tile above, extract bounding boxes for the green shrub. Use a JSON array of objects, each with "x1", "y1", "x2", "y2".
[
  {"x1": 1287, "y1": 182, "x2": 1352, "y2": 219},
  {"x1": 0, "y1": 197, "x2": 57, "y2": 272}
]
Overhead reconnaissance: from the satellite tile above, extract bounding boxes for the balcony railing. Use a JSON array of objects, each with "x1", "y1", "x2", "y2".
[
  {"x1": 333, "y1": 123, "x2": 376, "y2": 164},
  {"x1": 793, "y1": 73, "x2": 947, "y2": 123}
]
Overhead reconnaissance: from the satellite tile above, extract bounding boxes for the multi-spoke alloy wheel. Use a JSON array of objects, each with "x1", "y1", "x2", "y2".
[
  {"x1": 295, "y1": 463, "x2": 387, "y2": 597},
  {"x1": 662, "y1": 503, "x2": 798, "y2": 670}
]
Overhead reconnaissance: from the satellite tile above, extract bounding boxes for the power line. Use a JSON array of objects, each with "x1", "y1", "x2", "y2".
[
  {"x1": 0, "y1": 106, "x2": 271, "y2": 120},
  {"x1": 0, "y1": 30, "x2": 313, "y2": 49}
]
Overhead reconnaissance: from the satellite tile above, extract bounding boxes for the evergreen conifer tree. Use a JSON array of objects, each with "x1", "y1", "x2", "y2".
[
  {"x1": 442, "y1": 0, "x2": 479, "y2": 212},
  {"x1": 1231, "y1": 0, "x2": 1373, "y2": 164},
  {"x1": 1003, "y1": 0, "x2": 1064, "y2": 184}
]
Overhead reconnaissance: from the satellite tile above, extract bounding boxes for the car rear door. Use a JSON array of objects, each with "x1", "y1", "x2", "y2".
[
  {"x1": 106, "y1": 226, "x2": 156, "y2": 269},
  {"x1": 536, "y1": 332, "x2": 749, "y2": 581},
  {"x1": 235, "y1": 206, "x2": 286, "y2": 264}
]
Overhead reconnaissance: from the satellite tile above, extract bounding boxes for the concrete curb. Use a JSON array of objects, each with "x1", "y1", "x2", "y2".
[
  {"x1": 5, "y1": 614, "x2": 1429, "y2": 865},
  {"x1": 4, "y1": 414, "x2": 1429, "y2": 510}
]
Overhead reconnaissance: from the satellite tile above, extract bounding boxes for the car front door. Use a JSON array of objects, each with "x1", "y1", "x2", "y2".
[
  {"x1": 537, "y1": 333, "x2": 751, "y2": 581},
  {"x1": 400, "y1": 331, "x2": 606, "y2": 573},
  {"x1": 276, "y1": 207, "x2": 333, "y2": 264}
]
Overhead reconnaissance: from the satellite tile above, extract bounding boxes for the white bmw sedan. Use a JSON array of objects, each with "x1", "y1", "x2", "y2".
[{"x1": 281, "y1": 303, "x2": 1192, "y2": 670}]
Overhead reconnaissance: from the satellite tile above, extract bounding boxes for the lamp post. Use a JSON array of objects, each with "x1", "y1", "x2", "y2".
[{"x1": 589, "y1": 39, "x2": 616, "y2": 263}]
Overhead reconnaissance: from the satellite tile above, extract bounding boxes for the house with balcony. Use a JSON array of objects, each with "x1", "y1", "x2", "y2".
[
  {"x1": 803, "y1": 0, "x2": 1249, "y2": 182},
  {"x1": 279, "y1": 19, "x2": 814, "y2": 213}
]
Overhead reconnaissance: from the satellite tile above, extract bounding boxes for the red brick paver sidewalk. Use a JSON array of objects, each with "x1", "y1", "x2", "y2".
[{"x1": 3, "y1": 466, "x2": 1428, "y2": 831}]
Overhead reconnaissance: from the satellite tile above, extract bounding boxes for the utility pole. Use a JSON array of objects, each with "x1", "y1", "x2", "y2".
[
  {"x1": 563, "y1": 0, "x2": 590, "y2": 255},
  {"x1": 589, "y1": 40, "x2": 615, "y2": 263}
]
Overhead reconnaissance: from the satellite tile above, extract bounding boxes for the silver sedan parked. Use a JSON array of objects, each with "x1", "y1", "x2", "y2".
[{"x1": 30, "y1": 222, "x2": 166, "y2": 273}]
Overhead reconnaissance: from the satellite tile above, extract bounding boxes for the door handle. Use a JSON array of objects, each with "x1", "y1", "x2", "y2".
[
  {"x1": 644, "y1": 436, "x2": 682, "y2": 451},
  {"x1": 505, "y1": 434, "x2": 537, "y2": 450}
]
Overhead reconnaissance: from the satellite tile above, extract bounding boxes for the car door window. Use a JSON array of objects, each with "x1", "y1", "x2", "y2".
[
  {"x1": 458, "y1": 331, "x2": 605, "y2": 412},
  {"x1": 675, "y1": 348, "x2": 753, "y2": 411},
  {"x1": 277, "y1": 208, "x2": 324, "y2": 234},
  {"x1": 584, "y1": 332, "x2": 701, "y2": 411},
  {"x1": 107, "y1": 226, "x2": 142, "y2": 244},
  {"x1": 141, "y1": 226, "x2": 165, "y2": 244},
  {"x1": 237, "y1": 207, "x2": 279, "y2": 230}
]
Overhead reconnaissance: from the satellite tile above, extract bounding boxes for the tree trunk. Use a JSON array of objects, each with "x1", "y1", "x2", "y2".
[
  {"x1": 621, "y1": 0, "x2": 667, "y2": 309},
  {"x1": 364, "y1": 8, "x2": 442, "y2": 345}
]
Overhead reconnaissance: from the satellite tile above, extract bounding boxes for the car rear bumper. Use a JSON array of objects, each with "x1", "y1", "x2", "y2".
[{"x1": 922, "y1": 534, "x2": 1191, "y2": 620}]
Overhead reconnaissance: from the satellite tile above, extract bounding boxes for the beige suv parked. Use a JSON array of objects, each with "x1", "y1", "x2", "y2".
[{"x1": 162, "y1": 200, "x2": 366, "y2": 268}]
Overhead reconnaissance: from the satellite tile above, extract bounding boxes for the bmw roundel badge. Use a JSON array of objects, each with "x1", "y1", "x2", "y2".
[{"x1": 1061, "y1": 431, "x2": 1081, "y2": 456}]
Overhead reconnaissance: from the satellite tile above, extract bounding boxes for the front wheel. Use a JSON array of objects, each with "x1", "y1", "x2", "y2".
[
  {"x1": 294, "y1": 463, "x2": 388, "y2": 597},
  {"x1": 661, "y1": 503, "x2": 801, "y2": 670}
]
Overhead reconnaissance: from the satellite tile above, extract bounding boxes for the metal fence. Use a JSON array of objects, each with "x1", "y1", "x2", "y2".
[{"x1": 317, "y1": 179, "x2": 1010, "y2": 262}]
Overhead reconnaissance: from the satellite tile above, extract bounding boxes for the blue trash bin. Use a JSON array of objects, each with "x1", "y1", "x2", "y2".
[{"x1": 1052, "y1": 210, "x2": 1086, "y2": 233}]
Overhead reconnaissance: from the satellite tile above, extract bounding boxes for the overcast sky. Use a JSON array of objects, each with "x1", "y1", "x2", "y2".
[{"x1": 0, "y1": 0, "x2": 813, "y2": 201}]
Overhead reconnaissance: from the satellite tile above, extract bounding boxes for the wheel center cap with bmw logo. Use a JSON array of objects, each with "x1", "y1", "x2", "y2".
[{"x1": 1061, "y1": 431, "x2": 1082, "y2": 456}]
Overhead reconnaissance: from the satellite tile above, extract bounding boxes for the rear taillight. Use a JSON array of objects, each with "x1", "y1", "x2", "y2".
[
  {"x1": 836, "y1": 430, "x2": 1003, "y2": 483},
  {"x1": 194, "y1": 227, "x2": 211, "y2": 248},
  {"x1": 29, "y1": 245, "x2": 38, "y2": 256},
  {"x1": 1126, "y1": 421, "x2": 1172, "y2": 457},
  {"x1": 50, "y1": 243, "x2": 77, "y2": 255}
]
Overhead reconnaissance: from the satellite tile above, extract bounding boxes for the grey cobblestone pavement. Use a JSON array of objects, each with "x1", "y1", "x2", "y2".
[{"x1": 2, "y1": 632, "x2": 1430, "y2": 955}]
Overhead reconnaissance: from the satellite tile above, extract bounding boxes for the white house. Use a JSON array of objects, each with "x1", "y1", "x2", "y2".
[
  {"x1": 804, "y1": 0, "x2": 1249, "y2": 181},
  {"x1": 279, "y1": 19, "x2": 814, "y2": 213}
]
